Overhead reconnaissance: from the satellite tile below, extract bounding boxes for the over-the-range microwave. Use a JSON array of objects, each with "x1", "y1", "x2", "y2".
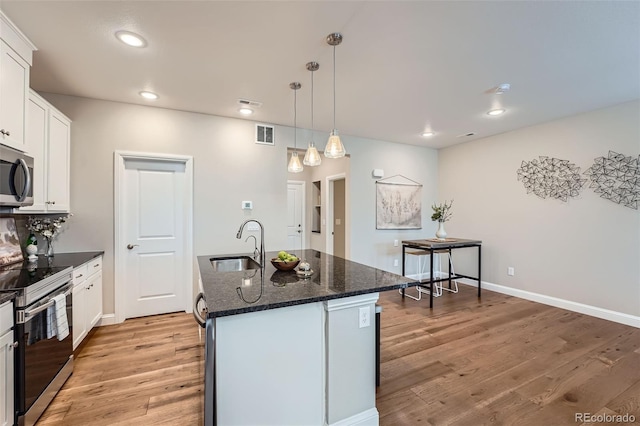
[{"x1": 0, "y1": 144, "x2": 34, "y2": 207}]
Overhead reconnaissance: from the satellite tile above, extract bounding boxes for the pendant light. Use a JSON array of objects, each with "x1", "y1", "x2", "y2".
[
  {"x1": 324, "y1": 32, "x2": 346, "y2": 159},
  {"x1": 303, "y1": 61, "x2": 322, "y2": 166},
  {"x1": 287, "y1": 82, "x2": 303, "y2": 173}
]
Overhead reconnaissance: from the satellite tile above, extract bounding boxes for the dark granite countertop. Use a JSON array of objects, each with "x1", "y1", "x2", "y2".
[
  {"x1": 198, "y1": 249, "x2": 413, "y2": 318},
  {"x1": 36, "y1": 251, "x2": 104, "y2": 269},
  {"x1": 0, "y1": 291, "x2": 16, "y2": 305}
]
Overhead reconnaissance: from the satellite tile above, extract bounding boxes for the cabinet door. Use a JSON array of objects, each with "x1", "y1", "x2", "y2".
[
  {"x1": 0, "y1": 40, "x2": 29, "y2": 151},
  {"x1": 0, "y1": 329, "x2": 15, "y2": 426},
  {"x1": 87, "y1": 271, "x2": 103, "y2": 329},
  {"x1": 72, "y1": 284, "x2": 87, "y2": 351},
  {"x1": 46, "y1": 110, "x2": 70, "y2": 212},
  {"x1": 17, "y1": 94, "x2": 48, "y2": 212}
]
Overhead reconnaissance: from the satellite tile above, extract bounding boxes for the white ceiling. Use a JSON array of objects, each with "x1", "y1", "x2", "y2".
[{"x1": 2, "y1": 1, "x2": 639, "y2": 149}]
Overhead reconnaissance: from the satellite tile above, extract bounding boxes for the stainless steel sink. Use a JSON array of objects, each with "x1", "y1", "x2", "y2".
[{"x1": 210, "y1": 256, "x2": 261, "y2": 272}]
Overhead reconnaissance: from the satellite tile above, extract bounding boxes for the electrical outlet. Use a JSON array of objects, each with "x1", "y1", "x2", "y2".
[
  {"x1": 246, "y1": 222, "x2": 260, "y2": 231},
  {"x1": 359, "y1": 306, "x2": 371, "y2": 328},
  {"x1": 508, "y1": 267, "x2": 515, "y2": 276},
  {"x1": 393, "y1": 239, "x2": 399, "y2": 247},
  {"x1": 393, "y1": 259, "x2": 399, "y2": 267}
]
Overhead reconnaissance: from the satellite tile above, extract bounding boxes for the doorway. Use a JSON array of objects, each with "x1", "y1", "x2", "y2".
[
  {"x1": 114, "y1": 151, "x2": 193, "y2": 322},
  {"x1": 286, "y1": 180, "x2": 305, "y2": 253},
  {"x1": 326, "y1": 174, "x2": 347, "y2": 257}
]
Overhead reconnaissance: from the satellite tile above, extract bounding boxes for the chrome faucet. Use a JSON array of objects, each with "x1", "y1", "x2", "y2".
[
  {"x1": 237, "y1": 219, "x2": 264, "y2": 267},
  {"x1": 244, "y1": 235, "x2": 260, "y2": 259}
]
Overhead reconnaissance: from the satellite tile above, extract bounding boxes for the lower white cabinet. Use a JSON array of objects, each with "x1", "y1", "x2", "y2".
[
  {"x1": 72, "y1": 256, "x2": 103, "y2": 350},
  {"x1": 1, "y1": 300, "x2": 15, "y2": 426}
]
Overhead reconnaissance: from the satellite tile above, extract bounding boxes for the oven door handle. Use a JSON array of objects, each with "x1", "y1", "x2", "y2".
[{"x1": 23, "y1": 286, "x2": 72, "y2": 320}]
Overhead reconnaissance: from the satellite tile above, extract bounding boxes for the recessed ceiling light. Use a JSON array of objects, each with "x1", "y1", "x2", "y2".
[
  {"x1": 115, "y1": 31, "x2": 147, "y2": 48},
  {"x1": 487, "y1": 108, "x2": 506, "y2": 116},
  {"x1": 421, "y1": 131, "x2": 435, "y2": 137},
  {"x1": 238, "y1": 107, "x2": 254, "y2": 115},
  {"x1": 139, "y1": 91, "x2": 158, "y2": 100}
]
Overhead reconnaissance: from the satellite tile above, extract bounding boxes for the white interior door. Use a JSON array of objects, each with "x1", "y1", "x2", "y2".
[
  {"x1": 117, "y1": 154, "x2": 193, "y2": 320},
  {"x1": 287, "y1": 181, "x2": 305, "y2": 252}
]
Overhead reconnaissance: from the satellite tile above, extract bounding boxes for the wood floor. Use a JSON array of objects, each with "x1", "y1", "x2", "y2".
[{"x1": 37, "y1": 285, "x2": 640, "y2": 425}]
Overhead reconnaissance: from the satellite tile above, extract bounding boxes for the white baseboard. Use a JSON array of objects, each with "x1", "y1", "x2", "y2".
[
  {"x1": 457, "y1": 279, "x2": 640, "y2": 329},
  {"x1": 98, "y1": 313, "x2": 116, "y2": 326},
  {"x1": 328, "y1": 408, "x2": 379, "y2": 426}
]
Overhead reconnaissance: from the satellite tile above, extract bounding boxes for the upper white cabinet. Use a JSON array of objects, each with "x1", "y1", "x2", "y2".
[
  {"x1": 0, "y1": 11, "x2": 36, "y2": 152},
  {"x1": 17, "y1": 90, "x2": 71, "y2": 213}
]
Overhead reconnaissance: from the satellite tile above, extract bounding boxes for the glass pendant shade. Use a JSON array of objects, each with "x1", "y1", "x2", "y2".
[
  {"x1": 324, "y1": 130, "x2": 346, "y2": 158},
  {"x1": 288, "y1": 151, "x2": 303, "y2": 173},
  {"x1": 303, "y1": 142, "x2": 322, "y2": 166}
]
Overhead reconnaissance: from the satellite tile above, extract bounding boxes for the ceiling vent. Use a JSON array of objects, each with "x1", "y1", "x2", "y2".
[
  {"x1": 238, "y1": 99, "x2": 262, "y2": 108},
  {"x1": 457, "y1": 132, "x2": 476, "y2": 138}
]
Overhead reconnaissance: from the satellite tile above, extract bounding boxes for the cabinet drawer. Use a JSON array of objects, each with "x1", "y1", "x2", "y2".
[
  {"x1": 88, "y1": 257, "x2": 102, "y2": 276},
  {"x1": 1, "y1": 301, "x2": 13, "y2": 333},
  {"x1": 72, "y1": 264, "x2": 88, "y2": 286}
]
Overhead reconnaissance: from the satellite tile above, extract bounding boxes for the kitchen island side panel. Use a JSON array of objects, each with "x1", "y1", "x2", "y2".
[
  {"x1": 215, "y1": 302, "x2": 325, "y2": 425},
  {"x1": 326, "y1": 294, "x2": 379, "y2": 426}
]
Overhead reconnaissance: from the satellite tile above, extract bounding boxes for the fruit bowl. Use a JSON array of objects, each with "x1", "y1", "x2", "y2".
[{"x1": 271, "y1": 258, "x2": 300, "y2": 271}]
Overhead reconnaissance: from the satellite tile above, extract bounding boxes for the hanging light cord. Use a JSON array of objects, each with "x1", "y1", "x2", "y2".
[
  {"x1": 311, "y1": 68, "x2": 314, "y2": 136},
  {"x1": 294, "y1": 87, "x2": 297, "y2": 150},
  {"x1": 332, "y1": 44, "x2": 336, "y2": 130}
]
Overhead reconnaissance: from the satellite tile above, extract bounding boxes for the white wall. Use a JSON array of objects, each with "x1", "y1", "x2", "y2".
[
  {"x1": 348, "y1": 138, "x2": 440, "y2": 273},
  {"x1": 438, "y1": 100, "x2": 640, "y2": 318},
  {"x1": 43, "y1": 94, "x2": 439, "y2": 315}
]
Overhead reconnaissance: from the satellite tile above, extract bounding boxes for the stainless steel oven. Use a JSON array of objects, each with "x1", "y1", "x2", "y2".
[
  {"x1": 15, "y1": 282, "x2": 72, "y2": 426},
  {"x1": 0, "y1": 264, "x2": 74, "y2": 426},
  {"x1": 0, "y1": 145, "x2": 34, "y2": 207}
]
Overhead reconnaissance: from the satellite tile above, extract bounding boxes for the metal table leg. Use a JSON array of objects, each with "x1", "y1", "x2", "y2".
[
  {"x1": 429, "y1": 249, "x2": 434, "y2": 308},
  {"x1": 478, "y1": 245, "x2": 482, "y2": 298}
]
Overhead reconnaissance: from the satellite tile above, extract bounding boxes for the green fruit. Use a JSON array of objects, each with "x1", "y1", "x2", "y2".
[
  {"x1": 289, "y1": 256, "x2": 298, "y2": 261},
  {"x1": 278, "y1": 251, "x2": 288, "y2": 260}
]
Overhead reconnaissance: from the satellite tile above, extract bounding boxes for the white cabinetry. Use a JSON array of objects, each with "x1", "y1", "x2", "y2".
[
  {"x1": 215, "y1": 293, "x2": 379, "y2": 425},
  {"x1": 72, "y1": 256, "x2": 103, "y2": 350},
  {"x1": 17, "y1": 90, "x2": 71, "y2": 213},
  {"x1": 0, "y1": 11, "x2": 36, "y2": 152},
  {"x1": 1, "y1": 300, "x2": 15, "y2": 426}
]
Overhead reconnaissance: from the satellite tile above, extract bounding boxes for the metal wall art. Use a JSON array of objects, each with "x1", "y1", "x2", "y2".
[
  {"x1": 376, "y1": 175, "x2": 422, "y2": 229},
  {"x1": 516, "y1": 156, "x2": 586, "y2": 201},
  {"x1": 583, "y1": 151, "x2": 639, "y2": 209}
]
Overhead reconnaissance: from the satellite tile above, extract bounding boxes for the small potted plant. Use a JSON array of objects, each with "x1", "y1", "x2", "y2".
[{"x1": 431, "y1": 200, "x2": 453, "y2": 240}]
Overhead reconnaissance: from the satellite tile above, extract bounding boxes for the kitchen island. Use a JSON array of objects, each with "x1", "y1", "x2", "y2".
[{"x1": 197, "y1": 249, "x2": 413, "y2": 426}]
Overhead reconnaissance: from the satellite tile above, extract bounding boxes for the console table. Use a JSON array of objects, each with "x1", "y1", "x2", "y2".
[{"x1": 401, "y1": 238, "x2": 482, "y2": 308}]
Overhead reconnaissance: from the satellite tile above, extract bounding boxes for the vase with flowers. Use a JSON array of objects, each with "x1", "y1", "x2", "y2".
[
  {"x1": 25, "y1": 216, "x2": 70, "y2": 257},
  {"x1": 431, "y1": 200, "x2": 453, "y2": 240}
]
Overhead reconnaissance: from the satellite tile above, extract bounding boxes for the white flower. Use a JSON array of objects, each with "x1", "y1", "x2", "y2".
[{"x1": 42, "y1": 230, "x2": 53, "y2": 238}]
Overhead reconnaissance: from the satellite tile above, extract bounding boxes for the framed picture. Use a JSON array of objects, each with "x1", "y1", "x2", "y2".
[
  {"x1": 0, "y1": 217, "x2": 24, "y2": 266},
  {"x1": 376, "y1": 176, "x2": 422, "y2": 229}
]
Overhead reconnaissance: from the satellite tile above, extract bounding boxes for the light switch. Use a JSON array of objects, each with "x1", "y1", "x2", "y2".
[{"x1": 335, "y1": 218, "x2": 341, "y2": 225}]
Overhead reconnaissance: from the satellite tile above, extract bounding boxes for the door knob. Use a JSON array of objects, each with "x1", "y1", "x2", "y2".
[
  {"x1": 297, "y1": 230, "x2": 302, "y2": 233},
  {"x1": 127, "y1": 244, "x2": 139, "y2": 250}
]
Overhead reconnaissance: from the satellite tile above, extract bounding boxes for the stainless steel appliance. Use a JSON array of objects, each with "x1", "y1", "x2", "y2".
[
  {"x1": 0, "y1": 145, "x2": 34, "y2": 207},
  {"x1": 0, "y1": 260, "x2": 73, "y2": 426}
]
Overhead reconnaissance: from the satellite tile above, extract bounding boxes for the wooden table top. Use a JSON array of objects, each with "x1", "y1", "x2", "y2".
[{"x1": 401, "y1": 238, "x2": 482, "y2": 249}]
